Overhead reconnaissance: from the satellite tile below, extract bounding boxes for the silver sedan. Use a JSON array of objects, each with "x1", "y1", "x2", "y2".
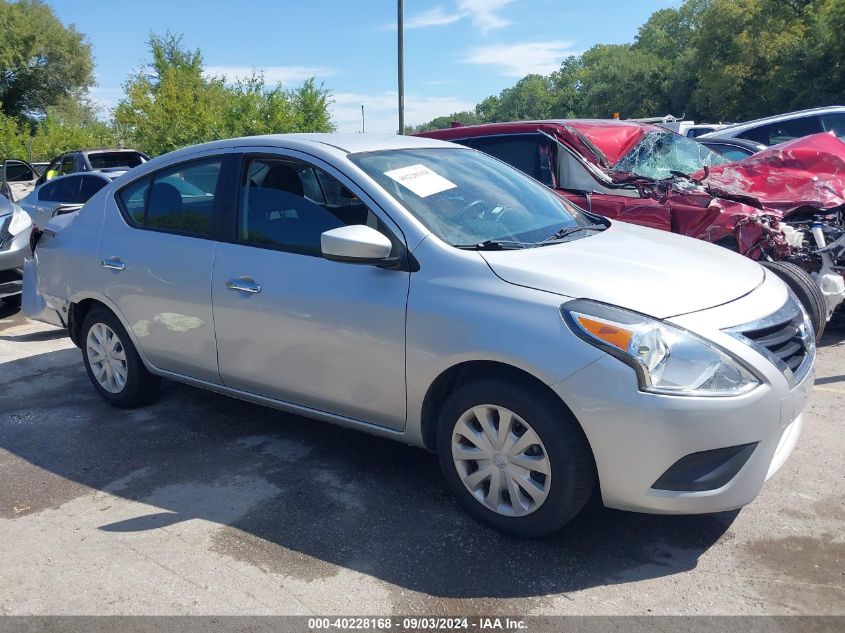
[
  {"x1": 18, "y1": 171, "x2": 124, "y2": 228},
  {"x1": 25, "y1": 134, "x2": 814, "y2": 537}
]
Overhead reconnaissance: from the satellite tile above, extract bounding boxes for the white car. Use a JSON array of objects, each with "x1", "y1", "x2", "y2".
[{"x1": 25, "y1": 134, "x2": 815, "y2": 537}]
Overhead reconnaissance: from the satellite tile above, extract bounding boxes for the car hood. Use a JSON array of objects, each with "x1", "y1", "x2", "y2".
[
  {"x1": 695, "y1": 133, "x2": 845, "y2": 215},
  {"x1": 479, "y1": 221, "x2": 764, "y2": 319}
]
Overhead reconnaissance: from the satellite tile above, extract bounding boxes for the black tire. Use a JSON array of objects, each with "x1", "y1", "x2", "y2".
[
  {"x1": 81, "y1": 308, "x2": 160, "y2": 407},
  {"x1": 436, "y1": 378, "x2": 595, "y2": 538},
  {"x1": 2, "y1": 294, "x2": 21, "y2": 308},
  {"x1": 759, "y1": 260, "x2": 827, "y2": 341}
]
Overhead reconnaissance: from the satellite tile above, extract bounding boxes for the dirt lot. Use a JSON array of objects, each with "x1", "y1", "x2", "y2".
[{"x1": 0, "y1": 301, "x2": 843, "y2": 616}]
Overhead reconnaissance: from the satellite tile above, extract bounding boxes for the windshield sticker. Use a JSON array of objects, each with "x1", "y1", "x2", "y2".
[{"x1": 383, "y1": 164, "x2": 457, "y2": 198}]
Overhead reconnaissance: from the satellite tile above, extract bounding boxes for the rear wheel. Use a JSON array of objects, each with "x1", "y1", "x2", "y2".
[
  {"x1": 759, "y1": 260, "x2": 827, "y2": 341},
  {"x1": 81, "y1": 308, "x2": 160, "y2": 407},
  {"x1": 436, "y1": 379, "x2": 595, "y2": 538}
]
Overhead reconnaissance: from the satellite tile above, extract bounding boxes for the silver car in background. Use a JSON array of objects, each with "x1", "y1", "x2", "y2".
[
  {"x1": 18, "y1": 171, "x2": 124, "y2": 228},
  {"x1": 700, "y1": 105, "x2": 845, "y2": 145},
  {"x1": 25, "y1": 134, "x2": 814, "y2": 537},
  {"x1": 0, "y1": 194, "x2": 33, "y2": 306}
]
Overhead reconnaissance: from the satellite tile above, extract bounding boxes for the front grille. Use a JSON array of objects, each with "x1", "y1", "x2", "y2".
[
  {"x1": 0, "y1": 215, "x2": 11, "y2": 251},
  {"x1": 726, "y1": 295, "x2": 815, "y2": 385}
]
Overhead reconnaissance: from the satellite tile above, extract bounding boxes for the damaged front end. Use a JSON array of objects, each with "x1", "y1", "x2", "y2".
[
  {"x1": 600, "y1": 129, "x2": 845, "y2": 318},
  {"x1": 777, "y1": 206, "x2": 845, "y2": 317},
  {"x1": 698, "y1": 133, "x2": 845, "y2": 318}
]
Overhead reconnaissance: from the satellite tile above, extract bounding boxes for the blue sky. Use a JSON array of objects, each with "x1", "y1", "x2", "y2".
[{"x1": 49, "y1": 0, "x2": 681, "y2": 133}]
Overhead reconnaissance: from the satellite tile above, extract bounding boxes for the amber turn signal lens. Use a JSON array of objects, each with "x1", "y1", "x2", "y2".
[{"x1": 575, "y1": 316, "x2": 633, "y2": 352}]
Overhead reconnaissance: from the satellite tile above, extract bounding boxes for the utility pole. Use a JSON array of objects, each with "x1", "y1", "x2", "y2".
[
  {"x1": 361, "y1": 104, "x2": 365, "y2": 133},
  {"x1": 397, "y1": 0, "x2": 404, "y2": 135}
]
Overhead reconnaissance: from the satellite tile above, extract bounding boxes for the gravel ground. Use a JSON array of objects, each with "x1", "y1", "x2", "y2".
[{"x1": 0, "y1": 301, "x2": 843, "y2": 616}]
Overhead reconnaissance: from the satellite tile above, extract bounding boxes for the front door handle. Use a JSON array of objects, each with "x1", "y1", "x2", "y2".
[
  {"x1": 101, "y1": 257, "x2": 125, "y2": 271},
  {"x1": 226, "y1": 278, "x2": 261, "y2": 294}
]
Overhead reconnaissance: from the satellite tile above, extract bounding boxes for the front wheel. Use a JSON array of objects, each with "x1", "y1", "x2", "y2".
[
  {"x1": 759, "y1": 260, "x2": 827, "y2": 341},
  {"x1": 81, "y1": 308, "x2": 160, "y2": 407},
  {"x1": 436, "y1": 379, "x2": 595, "y2": 538}
]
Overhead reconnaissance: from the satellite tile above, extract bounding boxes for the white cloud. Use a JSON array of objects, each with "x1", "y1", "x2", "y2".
[
  {"x1": 381, "y1": 0, "x2": 514, "y2": 34},
  {"x1": 405, "y1": 6, "x2": 463, "y2": 29},
  {"x1": 463, "y1": 40, "x2": 578, "y2": 77},
  {"x1": 204, "y1": 65, "x2": 336, "y2": 85},
  {"x1": 457, "y1": 0, "x2": 514, "y2": 33},
  {"x1": 331, "y1": 91, "x2": 477, "y2": 133}
]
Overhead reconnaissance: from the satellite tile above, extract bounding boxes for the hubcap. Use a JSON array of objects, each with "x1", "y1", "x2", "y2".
[
  {"x1": 451, "y1": 405, "x2": 552, "y2": 517},
  {"x1": 86, "y1": 323, "x2": 128, "y2": 394}
]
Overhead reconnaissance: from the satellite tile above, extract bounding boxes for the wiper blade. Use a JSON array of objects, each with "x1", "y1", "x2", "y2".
[
  {"x1": 540, "y1": 225, "x2": 605, "y2": 244},
  {"x1": 454, "y1": 239, "x2": 531, "y2": 251}
]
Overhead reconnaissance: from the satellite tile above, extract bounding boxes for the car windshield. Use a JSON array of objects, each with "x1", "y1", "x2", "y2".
[
  {"x1": 350, "y1": 148, "x2": 599, "y2": 247},
  {"x1": 614, "y1": 131, "x2": 729, "y2": 180}
]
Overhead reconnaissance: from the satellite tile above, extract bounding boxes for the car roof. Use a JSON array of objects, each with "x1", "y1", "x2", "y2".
[
  {"x1": 418, "y1": 119, "x2": 661, "y2": 165},
  {"x1": 137, "y1": 133, "x2": 459, "y2": 170},
  {"x1": 700, "y1": 105, "x2": 845, "y2": 138}
]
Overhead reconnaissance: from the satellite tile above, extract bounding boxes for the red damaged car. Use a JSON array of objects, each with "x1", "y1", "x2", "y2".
[{"x1": 418, "y1": 120, "x2": 845, "y2": 338}]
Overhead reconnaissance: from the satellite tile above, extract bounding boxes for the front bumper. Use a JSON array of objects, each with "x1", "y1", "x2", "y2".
[{"x1": 553, "y1": 273, "x2": 813, "y2": 515}]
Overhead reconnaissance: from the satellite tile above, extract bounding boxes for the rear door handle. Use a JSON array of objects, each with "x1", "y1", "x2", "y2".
[
  {"x1": 101, "y1": 257, "x2": 125, "y2": 271},
  {"x1": 226, "y1": 278, "x2": 261, "y2": 294}
]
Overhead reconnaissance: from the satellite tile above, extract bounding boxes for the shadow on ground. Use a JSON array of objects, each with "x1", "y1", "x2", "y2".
[{"x1": 0, "y1": 346, "x2": 737, "y2": 600}]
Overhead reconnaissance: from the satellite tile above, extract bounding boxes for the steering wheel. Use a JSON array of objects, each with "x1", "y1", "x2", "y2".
[{"x1": 458, "y1": 199, "x2": 490, "y2": 220}]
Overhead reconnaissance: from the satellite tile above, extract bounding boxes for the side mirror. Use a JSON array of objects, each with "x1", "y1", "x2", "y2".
[{"x1": 321, "y1": 225, "x2": 393, "y2": 263}]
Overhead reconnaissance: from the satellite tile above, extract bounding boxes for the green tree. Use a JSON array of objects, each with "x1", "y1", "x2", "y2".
[
  {"x1": 491, "y1": 75, "x2": 557, "y2": 120},
  {"x1": 29, "y1": 99, "x2": 116, "y2": 160},
  {"x1": 0, "y1": 111, "x2": 27, "y2": 159},
  {"x1": 570, "y1": 44, "x2": 668, "y2": 118},
  {"x1": 0, "y1": 0, "x2": 94, "y2": 121},
  {"x1": 691, "y1": 0, "x2": 810, "y2": 120},
  {"x1": 407, "y1": 111, "x2": 483, "y2": 134},
  {"x1": 289, "y1": 78, "x2": 334, "y2": 133},
  {"x1": 115, "y1": 33, "x2": 334, "y2": 156},
  {"x1": 114, "y1": 33, "x2": 230, "y2": 155}
]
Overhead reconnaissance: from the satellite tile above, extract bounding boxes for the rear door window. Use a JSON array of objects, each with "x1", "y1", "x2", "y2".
[
  {"x1": 738, "y1": 116, "x2": 823, "y2": 145},
  {"x1": 116, "y1": 158, "x2": 221, "y2": 237},
  {"x1": 39, "y1": 176, "x2": 82, "y2": 203}
]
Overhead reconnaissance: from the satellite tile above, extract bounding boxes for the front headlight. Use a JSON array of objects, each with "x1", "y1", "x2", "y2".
[
  {"x1": 8, "y1": 206, "x2": 32, "y2": 236},
  {"x1": 562, "y1": 299, "x2": 760, "y2": 397}
]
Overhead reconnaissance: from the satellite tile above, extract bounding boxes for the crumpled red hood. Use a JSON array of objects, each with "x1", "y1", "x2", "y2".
[{"x1": 695, "y1": 133, "x2": 845, "y2": 215}]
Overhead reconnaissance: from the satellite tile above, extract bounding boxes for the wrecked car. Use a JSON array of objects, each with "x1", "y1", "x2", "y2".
[{"x1": 418, "y1": 120, "x2": 845, "y2": 338}]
